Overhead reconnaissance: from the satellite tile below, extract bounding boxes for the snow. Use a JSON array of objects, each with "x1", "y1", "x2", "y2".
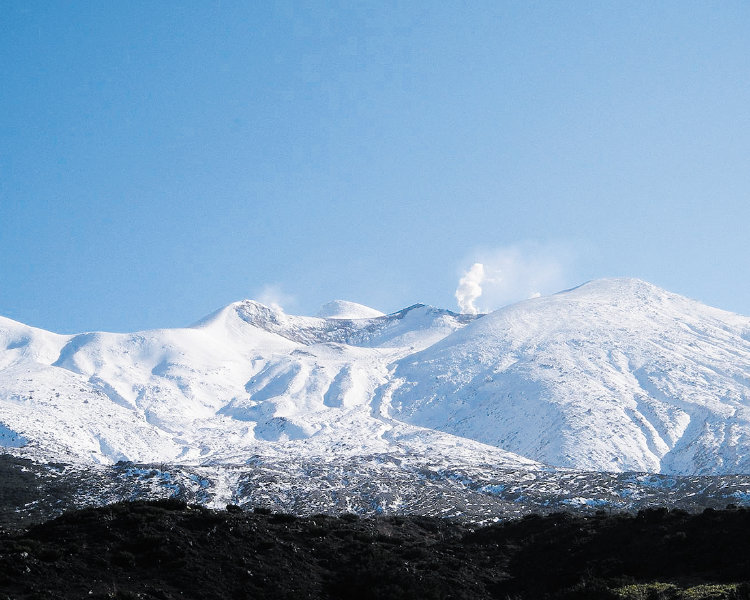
[
  {"x1": 387, "y1": 278, "x2": 750, "y2": 475},
  {"x1": 0, "y1": 295, "x2": 518, "y2": 471},
  {"x1": 2, "y1": 277, "x2": 750, "y2": 477},
  {"x1": 316, "y1": 300, "x2": 385, "y2": 320}
]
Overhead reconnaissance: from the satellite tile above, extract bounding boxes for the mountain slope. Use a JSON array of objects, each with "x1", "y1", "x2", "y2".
[{"x1": 386, "y1": 278, "x2": 750, "y2": 474}]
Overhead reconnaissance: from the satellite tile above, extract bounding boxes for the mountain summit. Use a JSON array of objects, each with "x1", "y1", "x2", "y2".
[
  {"x1": 1, "y1": 278, "x2": 750, "y2": 476},
  {"x1": 316, "y1": 300, "x2": 385, "y2": 320}
]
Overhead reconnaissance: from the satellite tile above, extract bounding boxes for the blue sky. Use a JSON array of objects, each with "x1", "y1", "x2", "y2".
[{"x1": 2, "y1": 1, "x2": 749, "y2": 333}]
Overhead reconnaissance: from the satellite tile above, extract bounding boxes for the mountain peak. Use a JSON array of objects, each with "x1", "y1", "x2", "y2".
[
  {"x1": 316, "y1": 300, "x2": 385, "y2": 320},
  {"x1": 191, "y1": 298, "x2": 283, "y2": 329},
  {"x1": 567, "y1": 277, "x2": 666, "y2": 295}
]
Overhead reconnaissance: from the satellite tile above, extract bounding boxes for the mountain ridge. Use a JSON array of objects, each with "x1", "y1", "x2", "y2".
[{"x1": 1, "y1": 278, "x2": 750, "y2": 477}]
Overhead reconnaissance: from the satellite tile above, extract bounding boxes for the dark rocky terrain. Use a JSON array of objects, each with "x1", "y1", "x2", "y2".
[
  {"x1": 2, "y1": 499, "x2": 750, "y2": 599},
  {"x1": 5, "y1": 454, "x2": 750, "y2": 531}
]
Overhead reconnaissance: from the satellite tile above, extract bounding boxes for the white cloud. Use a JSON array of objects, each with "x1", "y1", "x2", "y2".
[{"x1": 455, "y1": 243, "x2": 573, "y2": 313}]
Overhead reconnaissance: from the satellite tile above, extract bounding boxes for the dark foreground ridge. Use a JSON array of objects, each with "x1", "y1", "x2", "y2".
[{"x1": 2, "y1": 500, "x2": 750, "y2": 599}]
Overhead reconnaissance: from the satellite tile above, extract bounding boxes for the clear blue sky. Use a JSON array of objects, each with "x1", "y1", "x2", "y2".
[{"x1": 2, "y1": 1, "x2": 749, "y2": 333}]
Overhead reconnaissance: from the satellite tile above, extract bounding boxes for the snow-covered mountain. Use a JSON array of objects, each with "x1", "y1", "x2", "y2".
[
  {"x1": 2, "y1": 278, "x2": 750, "y2": 477},
  {"x1": 316, "y1": 300, "x2": 385, "y2": 320},
  {"x1": 386, "y1": 279, "x2": 750, "y2": 475}
]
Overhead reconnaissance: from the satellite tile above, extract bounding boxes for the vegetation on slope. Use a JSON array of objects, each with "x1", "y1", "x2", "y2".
[{"x1": 2, "y1": 500, "x2": 750, "y2": 599}]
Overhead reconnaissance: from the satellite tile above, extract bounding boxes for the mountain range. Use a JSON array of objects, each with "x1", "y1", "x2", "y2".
[{"x1": 2, "y1": 277, "x2": 750, "y2": 482}]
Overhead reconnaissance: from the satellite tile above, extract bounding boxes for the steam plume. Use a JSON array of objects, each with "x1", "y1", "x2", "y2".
[
  {"x1": 455, "y1": 263, "x2": 485, "y2": 315},
  {"x1": 256, "y1": 284, "x2": 295, "y2": 313},
  {"x1": 455, "y1": 243, "x2": 573, "y2": 313}
]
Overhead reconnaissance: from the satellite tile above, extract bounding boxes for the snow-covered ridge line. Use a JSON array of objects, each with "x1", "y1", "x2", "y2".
[{"x1": 2, "y1": 278, "x2": 750, "y2": 477}]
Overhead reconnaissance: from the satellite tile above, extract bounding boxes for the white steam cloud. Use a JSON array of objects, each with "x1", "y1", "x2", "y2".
[
  {"x1": 455, "y1": 262, "x2": 485, "y2": 315},
  {"x1": 455, "y1": 243, "x2": 572, "y2": 314},
  {"x1": 256, "y1": 284, "x2": 295, "y2": 313}
]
